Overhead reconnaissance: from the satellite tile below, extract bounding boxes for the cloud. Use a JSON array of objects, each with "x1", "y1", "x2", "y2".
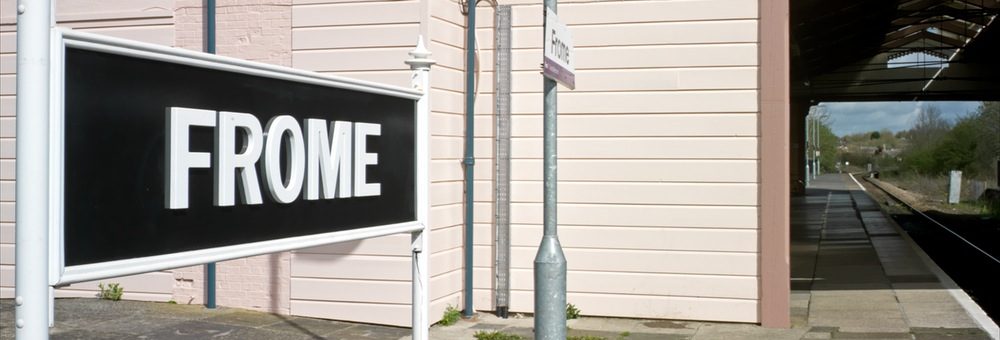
[{"x1": 818, "y1": 101, "x2": 980, "y2": 136}]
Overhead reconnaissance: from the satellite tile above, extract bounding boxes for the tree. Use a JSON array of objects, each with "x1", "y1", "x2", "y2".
[
  {"x1": 870, "y1": 131, "x2": 881, "y2": 140},
  {"x1": 971, "y1": 102, "x2": 999, "y2": 179},
  {"x1": 909, "y1": 104, "x2": 950, "y2": 150}
]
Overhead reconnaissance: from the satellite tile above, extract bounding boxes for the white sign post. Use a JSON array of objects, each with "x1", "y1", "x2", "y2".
[{"x1": 542, "y1": 8, "x2": 575, "y2": 89}]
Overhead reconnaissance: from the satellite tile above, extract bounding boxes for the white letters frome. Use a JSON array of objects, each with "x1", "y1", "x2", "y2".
[
  {"x1": 166, "y1": 107, "x2": 216, "y2": 209},
  {"x1": 262, "y1": 115, "x2": 306, "y2": 204},
  {"x1": 215, "y1": 111, "x2": 264, "y2": 206},
  {"x1": 165, "y1": 107, "x2": 383, "y2": 209},
  {"x1": 353, "y1": 122, "x2": 382, "y2": 197},
  {"x1": 306, "y1": 119, "x2": 353, "y2": 200}
]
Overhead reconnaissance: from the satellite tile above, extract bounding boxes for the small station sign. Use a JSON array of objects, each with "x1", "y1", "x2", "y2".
[{"x1": 542, "y1": 8, "x2": 575, "y2": 89}]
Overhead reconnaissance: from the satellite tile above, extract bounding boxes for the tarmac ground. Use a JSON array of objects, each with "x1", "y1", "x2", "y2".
[{"x1": 1, "y1": 174, "x2": 995, "y2": 339}]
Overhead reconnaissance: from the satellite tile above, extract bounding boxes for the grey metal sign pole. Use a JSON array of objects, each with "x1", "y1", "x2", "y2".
[
  {"x1": 534, "y1": 0, "x2": 567, "y2": 338},
  {"x1": 14, "y1": 0, "x2": 52, "y2": 338}
]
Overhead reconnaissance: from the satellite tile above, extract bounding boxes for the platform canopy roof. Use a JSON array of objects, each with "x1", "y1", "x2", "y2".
[{"x1": 791, "y1": 0, "x2": 1000, "y2": 102}]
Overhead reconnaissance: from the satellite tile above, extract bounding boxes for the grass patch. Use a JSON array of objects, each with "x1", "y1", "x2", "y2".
[
  {"x1": 97, "y1": 283, "x2": 123, "y2": 301},
  {"x1": 473, "y1": 330, "x2": 524, "y2": 340},
  {"x1": 566, "y1": 303, "x2": 581, "y2": 320},
  {"x1": 438, "y1": 305, "x2": 461, "y2": 326}
]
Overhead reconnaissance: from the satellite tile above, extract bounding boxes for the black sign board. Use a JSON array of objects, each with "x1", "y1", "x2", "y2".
[{"x1": 59, "y1": 40, "x2": 417, "y2": 268}]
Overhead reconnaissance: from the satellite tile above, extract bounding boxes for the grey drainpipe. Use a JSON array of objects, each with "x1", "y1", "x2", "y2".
[
  {"x1": 462, "y1": 0, "x2": 477, "y2": 318},
  {"x1": 204, "y1": 0, "x2": 217, "y2": 310}
]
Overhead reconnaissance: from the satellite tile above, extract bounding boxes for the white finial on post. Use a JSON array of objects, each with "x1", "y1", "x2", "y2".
[{"x1": 406, "y1": 35, "x2": 436, "y2": 71}]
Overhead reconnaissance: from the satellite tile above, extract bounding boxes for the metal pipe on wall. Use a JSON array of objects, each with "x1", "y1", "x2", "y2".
[{"x1": 462, "y1": 0, "x2": 477, "y2": 318}]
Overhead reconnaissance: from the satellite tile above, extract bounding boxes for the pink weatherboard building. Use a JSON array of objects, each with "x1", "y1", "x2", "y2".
[{"x1": 0, "y1": 0, "x2": 791, "y2": 329}]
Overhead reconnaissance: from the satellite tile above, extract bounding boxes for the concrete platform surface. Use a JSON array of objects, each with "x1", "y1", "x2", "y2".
[{"x1": 1, "y1": 173, "x2": 994, "y2": 339}]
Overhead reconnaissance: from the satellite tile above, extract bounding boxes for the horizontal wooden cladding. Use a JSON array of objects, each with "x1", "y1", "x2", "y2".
[
  {"x1": 296, "y1": 234, "x2": 410, "y2": 256},
  {"x1": 1, "y1": 97, "x2": 13, "y2": 116},
  {"x1": 0, "y1": 183, "x2": 12, "y2": 203},
  {"x1": 0, "y1": 138, "x2": 11, "y2": 158},
  {"x1": 0, "y1": 117, "x2": 13, "y2": 137},
  {"x1": 292, "y1": 23, "x2": 419, "y2": 50},
  {"x1": 0, "y1": 264, "x2": 9, "y2": 287},
  {"x1": 509, "y1": 291, "x2": 758, "y2": 323},
  {"x1": 0, "y1": 222, "x2": 12, "y2": 241},
  {"x1": 505, "y1": 268, "x2": 758, "y2": 299},
  {"x1": 292, "y1": 253, "x2": 410, "y2": 280},
  {"x1": 510, "y1": 225, "x2": 758, "y2": 252},
  {"x1": 481, "y1": 20, "x2": 758, "y2": 49},
  {"x1": 291, "y1": 269, "x2": 461, "y2": 305},
  {"x1": 509, "y1": 159, "x2": 757, "y2": 183},
  {"x1": 295, "y1": 225, "x2": 462, "y2": 257},
  {"x1": 0, "y1": 74, "x2": 14, "y2": 95},
  {"x1": 0, "y1": 55, "x2": 13, "y2": 73},
  {"x1": 489, "y1": 44, "x2": 758, "y2": 71},
  {"x1": 511, "y1": 182, "x2": 758, "y2": 206},
  {"x1": 0, "y1": 265, "x2": 173, "y2": 296},
  {"x1": 52, "y1": 290, "x2": 172, "y2": 302},
  {"x1": 292, "y1": 278, "x2": 410, "y2": 304},
  {"x1": 511, "y1": 203, "x2": 758, "y2": 229},
  {"x1": 508, "y1": 247, "x2": 757, "y2": 276},
  {"x1": 0, "y1": 243, "x2": 10, "y2": 264},
  {"x1": 60, "y1": 271, "x2": 175, "y2": 295},
  {"x1": 292, "y1": 299, "x2": 410, "y2": 327},
  {"x1": 502, "y1": 91, "x2": 758, "y2": 114},
  {"x1": 0, "y1": 201, "x2": 12, "y2": 222},
  {"x1": 293, "y1": 242, "x2": 463, "y2": 280},
  {"x1": 1, "y1": 25, "x2": 174, "y2": 53},
  {"x1": 475, "y1": 68, "x2": 758, "y2": 93},
  {"x1": 291, "y1": 1, "x2": 420, "y2": 28},
  {"x1": 507, "y1": 137, "x2": 758, "y2": 159},
  {"x1": 506, "y1": 0, "x2": 758, "y2": 27},
  {"x1": 450, "y1": 136, "x2": 758, "y2": 161},
  {"x1": 429, "y1": 16, "x2": 464, "y2": 48},
  {"x1": 511, "y1": 114, "x2": 758, "y2": 137},
  {"x1": 0, "y1": 0, "x2": 173, "y2": 25},
  {"x1": 317, "y1": 70, "x2": 411, "y2": 89},
  {"x1": 292, "y1": 48, "x2": 413, "y2": 72}
]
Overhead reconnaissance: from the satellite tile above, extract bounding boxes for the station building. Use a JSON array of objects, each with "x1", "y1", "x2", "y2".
[{"x1": 2, "y1": 0, "x2": 994, "y2": 329}]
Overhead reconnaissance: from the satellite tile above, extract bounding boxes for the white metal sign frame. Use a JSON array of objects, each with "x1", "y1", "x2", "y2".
[
  {"x1": 47, "y1": 27, "x2": 427, "y2": 286},
  {"x1": 15, "y1": 24, "x2": 432, "y2": 339}
]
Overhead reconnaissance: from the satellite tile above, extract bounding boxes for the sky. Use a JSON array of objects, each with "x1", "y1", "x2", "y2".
[{"x1": 818, "y1": 101, "x2": 982, "y2": 136}]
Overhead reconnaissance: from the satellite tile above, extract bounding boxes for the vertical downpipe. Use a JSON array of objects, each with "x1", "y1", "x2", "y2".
[
  {"x1": 462, "y1": 0, "x2": 477, "y2": 318},
  {"x1": 204, "y1": 0, "x2": 217, "y2": 310}
]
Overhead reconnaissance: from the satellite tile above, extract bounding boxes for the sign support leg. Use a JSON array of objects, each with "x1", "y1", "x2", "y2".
[
  {"x1": 406, "y1": 36, "x2": 434, "y2": 340},
  {"x1": 15, "y1": 0, "x2": 53, "y2": 338}
]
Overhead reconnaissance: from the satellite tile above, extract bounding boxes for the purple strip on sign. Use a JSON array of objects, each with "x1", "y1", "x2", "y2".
[{"x1": 543, "y1": 56, "x2": 575, "y2": 90}]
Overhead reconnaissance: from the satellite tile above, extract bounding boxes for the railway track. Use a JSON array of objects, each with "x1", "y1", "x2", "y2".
[{"x1": 863, "y1": 176, "x2": 1000, "y2": 323}]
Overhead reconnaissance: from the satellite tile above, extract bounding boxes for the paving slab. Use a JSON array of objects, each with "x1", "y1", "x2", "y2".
[
  {"x1": 261, "y1": 316, "x2": 356, "y2": 336},
  {"x1": 690, "y1": 323, "x2": 808, "y2": 340}
]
